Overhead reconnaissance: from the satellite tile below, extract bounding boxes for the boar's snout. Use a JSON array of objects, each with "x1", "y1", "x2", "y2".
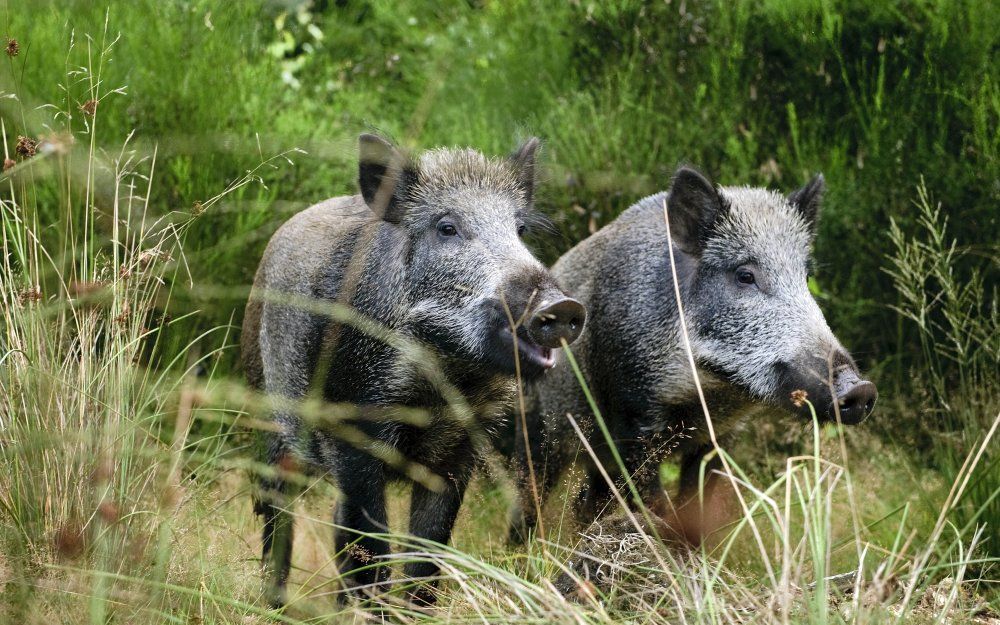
[
  {"x1": 831, "y1": 369, "x2": 878, "y2": 424},
  {"x1": 491, "y1": 270, "x2": 586, "y2": 377},
  {"x1": 782, "y1": 350, "x2": 878, "y2": 425},
  {"x1": 526, "y1": 296, "x2": 586, "y2": 349}
]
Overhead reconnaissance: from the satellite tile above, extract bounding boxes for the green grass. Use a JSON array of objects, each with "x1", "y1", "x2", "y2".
[{"x1": 1, "y1": 1, "x2": 998, "y2": 623}]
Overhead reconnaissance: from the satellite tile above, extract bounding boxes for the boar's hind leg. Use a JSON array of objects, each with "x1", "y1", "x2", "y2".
[
  {"x1": 333, "y1": 450, "x2": 390, "y2": 601},
  {"x1": 253, "y1": 431, "x2": 300, "y2": 609},
  {"x1": 403, "y1": 458, "x2": 474, "y2": 605}
]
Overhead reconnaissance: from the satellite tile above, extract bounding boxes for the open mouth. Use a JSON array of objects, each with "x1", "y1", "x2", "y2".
[{"x1": 498, "y1": 327, "x2": 555, "y2": 370}]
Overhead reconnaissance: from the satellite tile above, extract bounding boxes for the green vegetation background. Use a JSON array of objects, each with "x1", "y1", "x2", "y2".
[
  {"x1": 10, "y1": 0, "x2": 997, "y2": 373},
  {"x1": 6, "y1": 0, "x2": 997, "y2": 477}
]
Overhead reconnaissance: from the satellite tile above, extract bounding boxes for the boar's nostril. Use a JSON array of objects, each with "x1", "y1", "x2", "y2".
[
  {"x1": 527, "y1": 298, "x2": 586, "y2": 349},
  {"x1": 833, "y1": 380, "x2": 878, "y2": 425}
]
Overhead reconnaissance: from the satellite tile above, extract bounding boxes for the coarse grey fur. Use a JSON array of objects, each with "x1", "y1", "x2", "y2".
[
  {"x1": 510, "y1": 166, "x2": 877, "y2": 546},
  {"x1": 243, "y1": 134, "x2": 584, "y2": 607}
]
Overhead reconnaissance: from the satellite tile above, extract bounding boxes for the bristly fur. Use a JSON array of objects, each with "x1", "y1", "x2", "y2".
[
  {"x1": 421, "y1": 148, "x2": 526, "y2": 190},
  {"x1": 709, "y1": 186, "x2": 814, "y2": 265},
  {"x1": 243, "y1": 134, "x2": 576, "y2": 607},
  {"x1": 409, "y1": 148, "x2": 531, "y2": 206},
  {"x1": 509, "y1": 166, "x2": 876, "y2": 551}
]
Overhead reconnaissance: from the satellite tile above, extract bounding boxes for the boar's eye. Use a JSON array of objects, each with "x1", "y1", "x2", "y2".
[
  {"x1": 437, "y1": 221, "x2": 459, "y2": 238},
  {"x1": 517, "y1": 224, "x2": 527, "y2": 238},
  {"x1": 735, "y1": 267, "x2": 756, "y2": 286}
]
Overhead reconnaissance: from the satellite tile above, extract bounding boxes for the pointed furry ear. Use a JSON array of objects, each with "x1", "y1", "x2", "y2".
[
  {"x1": 509, "y1": 136, "x2": 541, "y2": 200},
  {"x1": 666, "y1": 166, "x2": 727, "y2": 256},
  {"x1": 788, "y1": 174, "x2": 824, "y2": 233},
  {"x1": 358, "y1": 133, "x2": 418, "y2": 223}
]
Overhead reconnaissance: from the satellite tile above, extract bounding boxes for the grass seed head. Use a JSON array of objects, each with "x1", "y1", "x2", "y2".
[
  {"x1": 114, "y1": 301, "x2": 132, "y2": 324},
  {"x1": 138, "y1": 247, "x2": 172, "y2": 268},
  {"x1": 17, "y1": 285, "x2": 42, "y2": 305},
  {"x1": 3, "y1": 157, "x2": 14, "y2": 171},
  {"x1": 81, "y1": 99, "x2": 98, "y2": 116},
  {"x1": 347, "y1": 543, "x2": 374, "y2": 563},
  {"x1": 15, "y1": 135, "x2": 37, "y2": 159},
  {"x1": 5, "y1": 38, "x2": 19, "y2": 57},
  {"x1": 790, "y1": 389, "x2": 808, "y2": 408}
]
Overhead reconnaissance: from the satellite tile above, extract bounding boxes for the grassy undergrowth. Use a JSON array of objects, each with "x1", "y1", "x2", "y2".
[{"x1": 2, "y1": 2, "x2": 998, "y2": 624}]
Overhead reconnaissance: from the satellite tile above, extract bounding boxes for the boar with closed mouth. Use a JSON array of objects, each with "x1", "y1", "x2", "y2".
[
  {"x1": 242, "y1": 134, "x2": 585, "y2": 606},
  {"x1": 509, "y1": 166, "x2": 877, "y2": 548}
]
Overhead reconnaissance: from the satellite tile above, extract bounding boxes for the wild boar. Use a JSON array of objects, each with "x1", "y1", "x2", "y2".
[
  {"x1": 510, "y1": 166, "x2": 876, "y2": 547},
  {"x1": 243, "y1": 134, "x2": 585, "y2": 606}
]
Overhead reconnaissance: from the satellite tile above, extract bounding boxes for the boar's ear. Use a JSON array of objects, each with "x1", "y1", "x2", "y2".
[
  {"x1": 666, "y1": 166, "x2": 727, "y2": 256},
  {"x1": 788, "y1": 174, "x2": 824, "y2": 234},
  {"x1": 509, "y1": 136, "x2": 541, "y2": 201},
  {"x1": 358, "y1": 133, "x2": 419, "y2": 223}
]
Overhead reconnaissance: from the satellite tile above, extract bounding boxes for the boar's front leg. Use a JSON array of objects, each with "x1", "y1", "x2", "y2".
[
  {"x1": 334, "y1": 450, "x2": 391, "y2": 600},
  {"x1": 403, "y1": 456, "x2": 475, "y2": 605}
]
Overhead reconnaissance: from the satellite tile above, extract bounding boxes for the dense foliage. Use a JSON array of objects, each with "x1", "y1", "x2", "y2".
[{"x1": 11, "y1": 0, "x2": 996, "y2": 369}]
